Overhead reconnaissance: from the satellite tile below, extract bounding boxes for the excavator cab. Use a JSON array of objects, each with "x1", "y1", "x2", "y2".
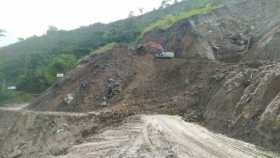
[{"x1": 141, "y1": 41, "x2": 175, "y2": 59}]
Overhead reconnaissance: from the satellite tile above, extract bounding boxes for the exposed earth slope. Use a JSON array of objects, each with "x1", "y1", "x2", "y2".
[{"x1": 1, "y1": 0, "x2": 280, "y2": 157}]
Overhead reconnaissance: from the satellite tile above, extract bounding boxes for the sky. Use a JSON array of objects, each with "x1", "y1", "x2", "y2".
[{"x1": 0, "y1": 0, "x2": 163, "y2": 47}]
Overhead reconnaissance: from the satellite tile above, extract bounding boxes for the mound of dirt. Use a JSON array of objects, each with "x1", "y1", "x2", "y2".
[{"x1": 0, "y1": 107, "x2": 134, "y2": 158}]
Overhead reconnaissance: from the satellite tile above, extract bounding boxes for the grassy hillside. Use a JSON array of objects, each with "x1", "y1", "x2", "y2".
[
  {"x1": 141, "y1": 4, "x2": 218, "y2": 37},
  {"x1": 0, "y1": 0, "x2": 226, "y2": 104}
]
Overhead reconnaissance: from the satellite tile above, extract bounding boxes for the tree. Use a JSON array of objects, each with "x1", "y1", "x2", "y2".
[
  {"x1": 160, "y1": 0, "x2": 168, "y2": 9},
  {"x1": 17, "y1": 54, "x2": 77, "y2": 93},
  {"x1": 46, "y1": 26, "x2": 58, "y2": 34},
  {"x1": 138, "y1": 8, "x2": 144, "y2": 15},
  {"x1": 160, "y1": 0, "x2": 174, "y2": 9},
  {"x1": 43, "y1": 54, "x2": 77, "y2": 83},
  {"x1": 0, "y1": 29, "x2": 5, "y2": 37},
  {"x1": 128, "y1": 11, "x2": 135, "y2": 18}
]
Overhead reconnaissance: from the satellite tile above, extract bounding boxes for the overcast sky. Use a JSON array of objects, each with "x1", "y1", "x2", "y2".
[{"x1": 0, "y1": 0, "x2": 162, "y2": 46}]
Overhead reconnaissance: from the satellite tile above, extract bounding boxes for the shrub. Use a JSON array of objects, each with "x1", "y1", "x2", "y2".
[{"x1": 92, "y1": 42, "x2": 117, "y2": 54}]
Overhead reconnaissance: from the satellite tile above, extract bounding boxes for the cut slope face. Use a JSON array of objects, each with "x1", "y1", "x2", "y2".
[
  {"x1": 143, "y1": 0, "x2": 280, "y2": 62},
  {"x1": 0, "y1": 109, "x2": 92, "y2": 158},
  {"x1": 0, "y1": 107, "x2": 132, "y2": 158},
  {"x1": 58, "y1": 115, "x2": 277, "y2": 158}
]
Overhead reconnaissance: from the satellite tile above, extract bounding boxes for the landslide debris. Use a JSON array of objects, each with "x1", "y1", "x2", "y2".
[
  {"x1": 1, "y1": 0, "x2": 280, "y2": 157},
  {"x1": 23, "y1": 0, "x2": 280, "y2": 151}
]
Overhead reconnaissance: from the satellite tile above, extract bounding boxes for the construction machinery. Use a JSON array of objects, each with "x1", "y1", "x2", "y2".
[{"x1": 155, "y1": 51, "x2": 175, "y2": 59}]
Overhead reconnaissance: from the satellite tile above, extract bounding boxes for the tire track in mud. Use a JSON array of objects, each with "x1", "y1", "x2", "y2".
[{"x1": 57, "y1": 115, "x2": 278, "y2": 158}]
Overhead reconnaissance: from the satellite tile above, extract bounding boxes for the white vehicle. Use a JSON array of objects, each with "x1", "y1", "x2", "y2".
[
  {"x1": 7, "y1": 86, "x2": 17, "y2": 90},
  {"x1": 155, "y1": 51, "x2": 175, "y2": 59},
  {"x1": 56, "y1": 73, "x2": 64, "y2": 78}
]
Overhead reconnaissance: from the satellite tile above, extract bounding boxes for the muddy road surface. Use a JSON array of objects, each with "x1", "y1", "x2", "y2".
[
  {"x1": 0, "y1": 103, "x2": 29, "y2": 111},
  {"x1": 58, "y1": 115, "x2": 278, "y2": 158}
]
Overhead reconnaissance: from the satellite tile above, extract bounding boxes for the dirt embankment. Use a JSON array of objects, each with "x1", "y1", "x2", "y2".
[
  {"x1": 0, "y1": 107, "x2": 134, "y2": 158},
  {"x1": 2, "y1": 109, "x2": 278, "y2": 158}
]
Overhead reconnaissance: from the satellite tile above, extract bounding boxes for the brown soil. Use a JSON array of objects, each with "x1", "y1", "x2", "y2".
[{"x1": 1, "y1": 0, "x2": 280, "y2": 157}]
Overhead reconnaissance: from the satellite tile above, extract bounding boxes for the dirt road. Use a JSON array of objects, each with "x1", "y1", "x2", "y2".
[
  {"x1": 0, "y1": 103, "x2": 29, "y2": 111},
  {"x1": 58, "y1": 115, "x2": 278, "y2": 158}
]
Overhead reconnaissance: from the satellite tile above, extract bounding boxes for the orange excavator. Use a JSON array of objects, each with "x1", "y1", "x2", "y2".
[{"x1": 145, "y1": 41, "x2": 175, "y2": 59}]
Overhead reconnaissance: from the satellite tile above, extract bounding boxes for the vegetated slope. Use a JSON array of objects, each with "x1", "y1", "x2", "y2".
[
  {"x1": 25, "y1": 0, "x2": 280, "y2": 152},
  {"x1": 0, "y1": 0, "x2": 222, "y2": 103}
]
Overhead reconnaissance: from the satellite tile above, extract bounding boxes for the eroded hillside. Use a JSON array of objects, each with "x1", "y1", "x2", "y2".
[{"x1": 1, "y1": 0, "x2": 280, "y2": 157}]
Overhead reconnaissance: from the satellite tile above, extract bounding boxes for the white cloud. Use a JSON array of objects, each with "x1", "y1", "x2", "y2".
[{"x1": 0, "y1": 0, "x2": 162, "y2": 38}]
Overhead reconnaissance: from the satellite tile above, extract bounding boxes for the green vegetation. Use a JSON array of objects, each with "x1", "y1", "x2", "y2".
[
  {"x1": 141, "y1": 4, "x2": 218, "y2": 37},
  {"x1": 0, "y1": 89, "x2": 32, "y2": 105},
  {"x1": 16, "y1": 54, "x2": 77, "y2": 93},
  {"x1": 0, "y1": 53, "x2": 77, "y2": 104},
  {"x1": 0, "y1": 0, "x2": 226, "y2": 104},
  {"x1": 78, "y1": 42, "x2": 117, "y2": 64},
  {"x1": 93, "y1": 42, "x2": 117, "y2": 54}
]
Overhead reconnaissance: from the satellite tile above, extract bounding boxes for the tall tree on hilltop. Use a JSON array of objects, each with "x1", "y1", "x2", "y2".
[
  {"x1": 160, "y1": 0, "x2": 173, "y2": 9},
  {"x1": 128, "y1": 11, "x2": 135, "y2": 18},
  {"x1": 139, "y1": 8, "x2": 144, "y2": 15},
  {"x1": 46, "y1": 26, "x2": 59, "y2": 34}
]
